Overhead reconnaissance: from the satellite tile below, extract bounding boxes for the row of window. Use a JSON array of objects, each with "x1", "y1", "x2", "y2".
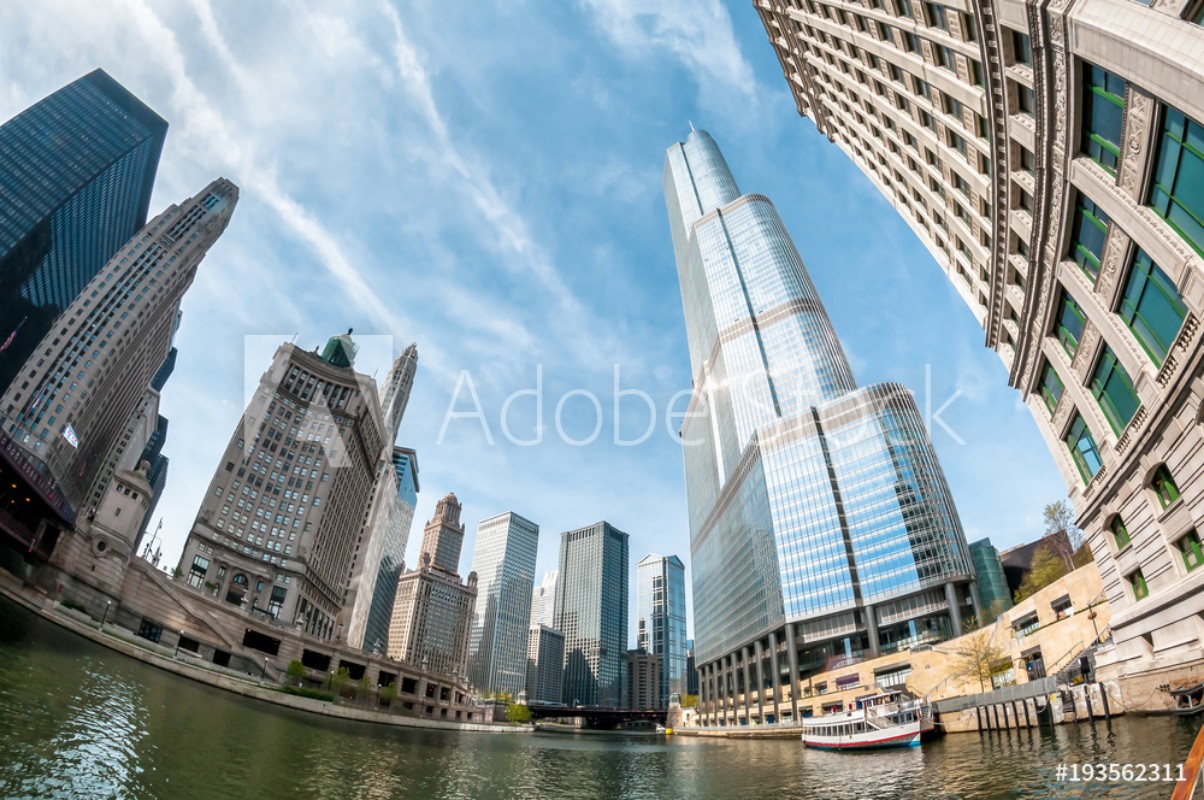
[
  {"x1": 1107, "y1": 478, "x2": 1199, "y2": 604},
  {"x1": 1081, "y1": 65, "x2": 1204, "y2": 259},
  {"x1": 1044, "y1": 242, "x2": 1187, "y2": 480}
]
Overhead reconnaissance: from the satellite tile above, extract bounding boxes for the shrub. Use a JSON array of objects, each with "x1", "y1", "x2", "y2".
[
  {"x1": 286, "y1": 660, "x2": 305, "y2": 686},
  {"x1": 505, "y1": 702, "x2": 532, "y2": 724},
  {"x1": 330, "y1": 666, "x2": 352, "y2": 698},
  {"x1": 278, "y1": 685, "x2": 335, "y2": 702},
  {"x1": 379, "y1": 682, "x2": 396, "y2": 708}
]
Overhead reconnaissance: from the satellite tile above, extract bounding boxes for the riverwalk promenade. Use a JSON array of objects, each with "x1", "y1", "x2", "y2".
[{"x1": 0, "y1": 571, "x2": 524, "y2": 735}]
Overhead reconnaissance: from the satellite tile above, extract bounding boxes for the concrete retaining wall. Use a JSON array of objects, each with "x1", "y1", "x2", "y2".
[
  {"x1": 0, "y1": 579, "x2": 524, "y2": 735},
  {"x1": 940, "y1": 681, "x2": 1124, "y2": 733}
]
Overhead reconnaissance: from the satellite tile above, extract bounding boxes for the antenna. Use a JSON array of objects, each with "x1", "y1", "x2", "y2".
[{"x1": 688, "y1": 120, "x2": 696, "y2": 132}]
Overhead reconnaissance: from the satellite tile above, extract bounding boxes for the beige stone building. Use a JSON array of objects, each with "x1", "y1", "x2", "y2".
[
  {"x1": 689, "y1": 561, "x2": 1108, "y2": 726},
  {"x1": 339, "y1": 345, "x2": 418, "y2": 650},
  {"x1": 176, "y1": 332, "x2": 386, "y2": 641},
  {"x1": 754, "y1": 0, "x2": 1204, "y2": 701},
  {"x1": 387, "y1": 493, "x2": 477, "y2": 680},
  {"x1": 1, "y1": 179, "x2": 237, "y2": 522},
  {"x1": 1, "y1": 179, "x2": 237, "y2": 598}
]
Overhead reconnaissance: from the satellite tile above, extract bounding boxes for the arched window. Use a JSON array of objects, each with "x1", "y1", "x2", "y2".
[
  {"x1": 1109, "y1": 516, "x2": 1131, "y2": 549},
  {"x1": 1176, "y1": 529, "x2": 1203, "y2": 573},
  {"x1": 1151, "y1": 465, "x2": 1181, "y2": 509}
]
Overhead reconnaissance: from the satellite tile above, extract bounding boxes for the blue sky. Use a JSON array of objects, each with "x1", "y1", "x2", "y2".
[{"x1": 0, "y1": 0, "x2": 1067, "y2": 639}]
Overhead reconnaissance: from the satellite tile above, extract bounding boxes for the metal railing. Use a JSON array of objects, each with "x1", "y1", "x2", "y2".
[{"x1": 934, "y1": 677, "x2": 1058, "y2": 714}]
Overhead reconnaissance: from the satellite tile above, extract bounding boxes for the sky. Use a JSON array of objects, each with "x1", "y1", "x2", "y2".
[{"x1": 0, "y1": 0, "x2": 1069, "y2": 641}]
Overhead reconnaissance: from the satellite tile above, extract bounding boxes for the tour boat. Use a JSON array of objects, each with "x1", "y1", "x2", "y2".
[{"x1": 801, "y1": 691, "x2": 934, "y2": 751}]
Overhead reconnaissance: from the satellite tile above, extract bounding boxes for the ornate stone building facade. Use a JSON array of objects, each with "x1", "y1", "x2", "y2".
[
  {"x1": 754, "y1": 0, "x2": 1204, "y2": 700},
  {"x1": 387, "y1": 493, "x2": 477, "y2": 679},
  {"x1": 176, "y1": 331, "x2": 386, "y2": 641},
  {"x1": 341, "y1": 345, "x2": 418, "y2": 650}
]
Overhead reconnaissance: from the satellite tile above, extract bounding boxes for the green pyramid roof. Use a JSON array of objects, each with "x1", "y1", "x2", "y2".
[{"x1": 319, "y1": 329, "x2": 358, "y2": 368}]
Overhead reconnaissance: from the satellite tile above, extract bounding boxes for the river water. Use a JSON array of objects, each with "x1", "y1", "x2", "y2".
[{"x1": 1, "y1": 594, "x2": 1199, "y2": 800}]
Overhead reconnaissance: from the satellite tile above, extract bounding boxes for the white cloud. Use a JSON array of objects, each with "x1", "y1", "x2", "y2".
[{"x1": 578, "y1": 0, "x2": 759, "y2": 111}]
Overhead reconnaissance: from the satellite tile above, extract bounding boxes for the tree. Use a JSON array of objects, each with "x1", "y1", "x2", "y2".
[
  {"x1": 379, "y1": 682, "x2": 396, "y2": 708},
  {"x1": 983, "y1": 599, "x2": 1008, "y2": 626},
  {"x1": 681, "y1": 694, "x2": 699, "y2": 708},
  {"x1": 505, "y1": 701, "x2": 532, "y2": 724},
  {"x1": 1043, "y1": 499, "x2": 1083, "y2": 570},
  {"x1": 1014, "y1": 544, "x2": 1069, "y2": 603},
  {"x1": 356, "y1": 673, "x2": 372, "y2": 701},
  {"x1": 330, "y1": 667, "x2": 351, "y2": 698},
  {"x1": 948, "y1": 628, "x2": 1009, "y2": 694},
  {"x1": 286, "y1": 659, "x2": 305, "y2": 687}
]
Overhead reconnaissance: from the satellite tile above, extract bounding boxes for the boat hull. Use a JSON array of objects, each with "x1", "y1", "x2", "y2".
[{"x1": 803, "y1": 728, "x2": 922, "y2": 751}]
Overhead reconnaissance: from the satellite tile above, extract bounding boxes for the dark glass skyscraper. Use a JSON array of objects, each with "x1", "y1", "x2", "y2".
[
  {"x1": 665, "y1": 130, "x2": 976, "y2": 726},
  {"x1": 554, "y1": 521, "x2": 629, "y2": 707},
  {"x1": 0, "y1": 69, "x2": 167, "y2": 393}
]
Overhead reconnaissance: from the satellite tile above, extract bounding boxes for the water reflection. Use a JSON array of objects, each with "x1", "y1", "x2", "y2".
[{"x1": 0, "y1": 595, "x2": 1198, "y2": 800}]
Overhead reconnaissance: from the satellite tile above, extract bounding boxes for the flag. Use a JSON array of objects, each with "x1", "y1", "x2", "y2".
[
  {"x1": 0, "y1": 317, "x2": 27, "y2": 353},
  {"x1": 62, "y1": 424, "x2": 79, "y2": 448}
]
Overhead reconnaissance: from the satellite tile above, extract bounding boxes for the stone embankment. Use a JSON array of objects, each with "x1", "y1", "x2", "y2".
[{"x1": 0, "y1": 576, "x2": 526, "y2": 735}]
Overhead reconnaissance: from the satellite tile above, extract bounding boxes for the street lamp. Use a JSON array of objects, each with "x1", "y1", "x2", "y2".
[
  {"x1": 262, "y1": 657, "x2": 269, "y2": 680},
  {"x1": 100, "y1": 599, "x2": 112, "y2": 630}
]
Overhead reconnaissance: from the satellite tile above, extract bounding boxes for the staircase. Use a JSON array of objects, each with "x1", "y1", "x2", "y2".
[{"x1": 1051, "y1": 636, "x2": 1108, "y2": 689}]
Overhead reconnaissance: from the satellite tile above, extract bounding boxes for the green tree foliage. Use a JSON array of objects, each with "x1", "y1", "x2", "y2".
[
  {"x1": 379, "y1": 682, "x2": 396, "y2": 707},
  {"x1": 356, "y1": 673, "x2": 372, "y2": 700},
  {"x1": 681, "y1": 694, "x2": 699, "y2": 708},
  {"x1": 330, "y1": 667, "x2": 352, "y2": 697},
  {"x1": 286, "y1": 659, "x2": 305, "y2": 687},
  {"x1": 505, "y1": 701, "x2": 532, "y2": 724},
  {"x1": 1014, "y1": 544, "x2": 1068, "y2": 603},
  {"x1": 983, "y1": 599, "x2": 1008, "y2": 626}
]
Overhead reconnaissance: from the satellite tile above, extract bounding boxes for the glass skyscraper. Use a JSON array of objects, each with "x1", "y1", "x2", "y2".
[
  {"x1": 0, "y1": 69, "x2": 167, "y2": 393},
  {"x1": 665, "y1": 130, "x2": 976, "y2": 726},
  {"x1": 969, "y1": 538, "x2": 1013, "y2": 623},
  {"x1": 467, "y1": 511, "x2": 540, "y2": 696},
  {"x1": 360, "y1": 446, "x2": 420, "y2": 653},
  {"x1": 554, "y1": 521, "x2": 629, "y2": 707},
  {"x1": 636, "y1": 553, "x2": 688, "y2": 708}
]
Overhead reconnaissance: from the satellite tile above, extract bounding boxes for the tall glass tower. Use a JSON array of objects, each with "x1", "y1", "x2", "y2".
[
  {"x1": 554, "y1": 521, "x2": 629, "y2": 707},
  {"x1": 0, "y1": 69, "x2": 167, "y2": 393},
  {"x1": 636, "y1": 554, "x2": 688, "y2": 708},
  {"x1": 665, "y1": 130, "x2": 976, "y2": 727},
  {"x1": 359, "y1": 446, "x2": 420, "y2": 654},
  {"x1": 467, "y1": 511, "x2": 540, "y2": 696}
]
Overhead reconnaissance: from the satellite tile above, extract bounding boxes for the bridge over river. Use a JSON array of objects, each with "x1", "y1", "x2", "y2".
[{"x1": 527, "y1": 704, "x2": 668, "y2": 729}]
